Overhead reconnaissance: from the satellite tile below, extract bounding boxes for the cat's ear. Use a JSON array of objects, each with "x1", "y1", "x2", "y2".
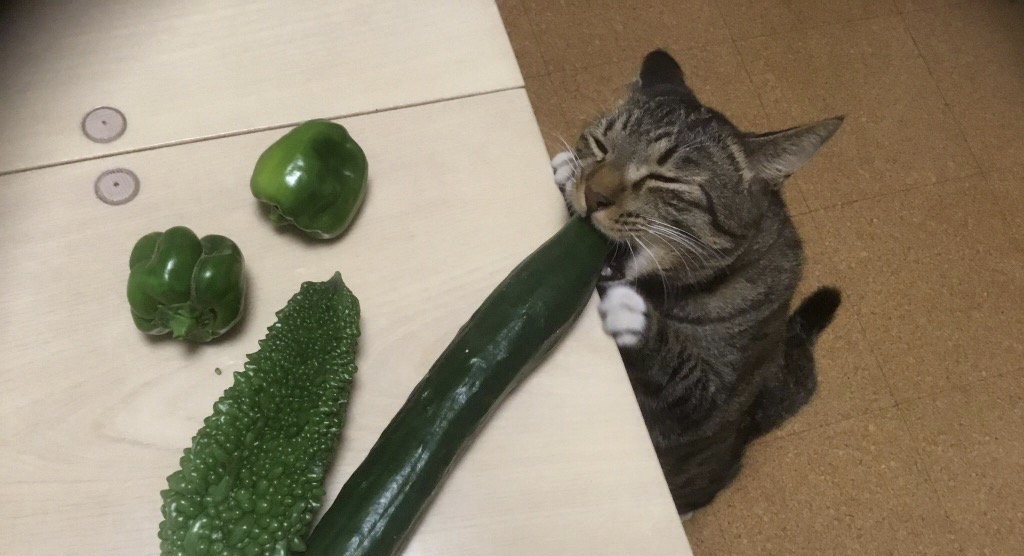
[
  {"x1": 639, "y1": 50, "x2": 685, "y2": 90},
  {"x1": 743, "y1": 117, "x2": 844, "y2": 185},
  {"x1": 636, "y1": 50, "x2": 698, "y2": 105}
]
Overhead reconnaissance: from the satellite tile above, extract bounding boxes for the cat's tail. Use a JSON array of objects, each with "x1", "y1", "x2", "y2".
[
  {"x1": 747, "y1": 287, "x2": 841, "y2": 440},
  {"x1": 788, "y1": 286, "x2": 842, "y2": 345}
]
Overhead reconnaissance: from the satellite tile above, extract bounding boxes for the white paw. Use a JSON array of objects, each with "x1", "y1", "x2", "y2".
[
  {"x1": 551, "y1": 150, "x2": 577, "y2": 195},
  {"x1": 598, "y1": 285, "x2": 647, "y2": 348}
]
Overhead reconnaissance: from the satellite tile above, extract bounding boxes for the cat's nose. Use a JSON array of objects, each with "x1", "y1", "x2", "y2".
[{"x1": 585, "y1": 187, "x2": 615, "y2": 214}]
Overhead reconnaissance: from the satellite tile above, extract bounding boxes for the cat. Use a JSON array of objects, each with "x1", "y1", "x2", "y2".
[{"x1": 551, "y1": 50, "x2": 842, "y2": 517}]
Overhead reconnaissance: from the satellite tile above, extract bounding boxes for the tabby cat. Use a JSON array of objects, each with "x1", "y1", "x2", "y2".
[{"x1": 551, "y1": 50, "x2": 842, "y2": 517}]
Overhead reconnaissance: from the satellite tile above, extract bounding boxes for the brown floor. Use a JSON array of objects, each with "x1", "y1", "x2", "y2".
[{"x1": 498, "y1": 1, "x2": 1024, "y2": 553}]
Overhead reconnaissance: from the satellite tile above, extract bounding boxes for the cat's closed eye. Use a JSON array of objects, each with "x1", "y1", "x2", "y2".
[
  {"x1": 655, "y1": 144, "x2": 680, "y2": 166},
  {"x1": 631, "y1": 173, "x2": 681, "y2": 190},
  {"x1": 655, "y1": 144, "x2": 698, "y2": 169},
  {"x1": 587, "y1": 134, "x2": 609, "y2": 159}
]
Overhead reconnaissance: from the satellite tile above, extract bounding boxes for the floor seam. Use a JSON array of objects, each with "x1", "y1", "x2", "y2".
[
  {"x1": 505, "y1": 0, "x2": 553, "y2": 80},
  {"x1": 520, "y1": 72, "x2": 572, "y2": 152},
  {"x1": 897, "y1": 9, "x2": 986, "y2": 175},
  {"x1": 897, "y1": 5, "x2": 1024, "y2": 261},
  {"x1": 538, "y1": 36, "x2": 738, "y2": 78},
  {"x1": 891, "y1": 400, "x2": 968, "y2": 551},
  {"x1": 758, "y1": 402, "x2": 901, "y2": 444},
  {"x1": 727, "y1": 10, "x2": 908, "y2": 43},
  {"x1": 884, "y1": 364, "x2": 1024, "y2": 406},
  {"x1": 896, "y1": 1, "x2": 971, "y2": 15},
  {"x1": 721, "y1": 5, "x2": 813, "y2": 217},
  {"x1": 0, "y1": 86, "x2": 526, "y2": 178},
  {"x1": 849, "y1": 311, "x2": 901, "y2": 415},
  {"x1": 802, "y1": 170, "x2": 987, "y2": 213}
]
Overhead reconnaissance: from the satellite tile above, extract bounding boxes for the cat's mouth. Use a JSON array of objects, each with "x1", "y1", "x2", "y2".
[
  {"x1": 566, "y1": 184, "x2": 628, "y2": 243},
  {"x1": 586, "y1": 212, "x2": 619, "y2": 241},
  {"x1": 587, "y1": 211, "x2": 629, "y2": 244}
]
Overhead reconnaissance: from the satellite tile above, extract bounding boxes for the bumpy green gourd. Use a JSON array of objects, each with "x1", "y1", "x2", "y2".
[{"x1": 158, "y1": 273, "x2": 360, "y2": 556}]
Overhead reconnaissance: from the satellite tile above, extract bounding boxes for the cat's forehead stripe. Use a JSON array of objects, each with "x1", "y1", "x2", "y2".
[
  {"x1": 624, "y1": 165, "x2": 649, "y2": 184},
  {"x1": 650, "y1": 129, "x2": 675, "y2": 144},
  {"x1": 601, "y1": 117, "x2": 616, "y2": 136},
  {"x1": 657, "y1": 144, "x2": 681, "y2": 166},
  {"x1": 724, "y1": 136, "x2": 754, "y2": 183}
]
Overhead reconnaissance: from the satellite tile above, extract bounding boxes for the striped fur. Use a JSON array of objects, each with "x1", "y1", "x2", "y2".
[{"x1": 563, "y1": 50, "x2": 843, "y2": 515}]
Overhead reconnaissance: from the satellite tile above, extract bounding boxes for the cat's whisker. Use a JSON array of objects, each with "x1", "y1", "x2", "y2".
[
  {"x1": 644, "y1": 230, "x2": 714, "y2": 282},
  {"x1": 554, "y1": 135, "x2": 572, "y2": 152},
  {"x1": 623, "y1": 231, "x2": 638, "y2": 275},
  {"x1": 653, "y1": 226, "x2": 730, "y2": 276},
  {"x1": 548, "y1": 132, "x2": 573, "y2": 155},
  {"x1": 644, "y1": 227, "x2": 698, "y2": 290},
  {"x1": 644, "y1": 216, "x2": 713, "y2": 244},
  {"x1": 645, "y1": 217, "x2": 729, "y2": 259},
  {"x1": 642, "y1": 219, "x2": 729, "y2": 264},
  {"x1": 621, "y1": 218, "x2": 712, "y2": 274},
  {"x1": 661, "y1": 138, "x2": 700, "y2": 154},
  {"x1": 675, "y1": 233, "x2": 724, "y2": 272},
  {"x1": 641, "y1": 225, "x2": 701, "y2": 271},
  {"x1": 552, "y1": 136, "x2": 584, "y2": 172},
  {"x1": 632, "y1": 234, "x2": 671, "y2": 296},
  {"x1": 653, "y1": 228, "x2": 721, "y2": 270},
  {"x1": 640, "y1": 222, "x2": 721, "y2": 268}
]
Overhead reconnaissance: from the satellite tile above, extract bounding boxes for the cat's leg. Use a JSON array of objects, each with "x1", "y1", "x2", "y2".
[
  {"x1": 607, "y1": 295, "x2": 753, "y2": 516},
  {"x1": 598, "y1": 284, "x2": 647, "y2": 348},
  {"x1": 552, "y1": 151, "x2": 647, "y2": 347},
  {"x1": 749, "y1": 287, "x2": 839, "y2": 439},
  {"x1": 551, "y1": 150, "x2": 577, "y2": 197}
]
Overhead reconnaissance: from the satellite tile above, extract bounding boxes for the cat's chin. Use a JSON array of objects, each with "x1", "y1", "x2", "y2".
[
  {"x1": 587, "y1": 219, "x2": 623, "y2": 244},
  {"x1": 586, "y1": 212, "x2": 621, "y2": 241}
]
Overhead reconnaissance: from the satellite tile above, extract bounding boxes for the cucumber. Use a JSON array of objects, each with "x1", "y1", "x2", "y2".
[{"x1": 305, "y1": 217, "x2": 609, "y2": 555}]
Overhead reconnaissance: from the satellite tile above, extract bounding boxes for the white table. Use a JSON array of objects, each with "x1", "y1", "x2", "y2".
[
  {"x1": 0, "y1": 0, "x2": 520, "y2": 174},
  {"x1": 0, "y1": 2, "x2": 692, "y2": 555}
]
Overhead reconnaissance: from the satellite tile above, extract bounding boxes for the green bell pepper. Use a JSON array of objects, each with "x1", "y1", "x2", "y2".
[
  {"x1": 127, "y1": 226, "x2": 246, "y2": 342},
  {"x1": 250, "y1": 120, "x2": 368, "y2": 239}
]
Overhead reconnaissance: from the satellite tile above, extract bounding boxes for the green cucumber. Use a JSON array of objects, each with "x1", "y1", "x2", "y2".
[{"x1": 305, "y1": 217, "x2": 609, "y2": 555}]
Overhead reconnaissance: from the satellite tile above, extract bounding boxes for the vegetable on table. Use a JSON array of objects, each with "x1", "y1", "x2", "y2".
[
  {"x1": 304, "y1": 217, "x2": 609, "y2": 556},
  {"x1": 250, "y1": 120, "x2": 368, "y2": 240},
  {"x1": 158, "y1": 272, "x2": 360, "y2": 556},
  {"x1": 127, "y1": 226, "x2": 246, "y2": 343}
]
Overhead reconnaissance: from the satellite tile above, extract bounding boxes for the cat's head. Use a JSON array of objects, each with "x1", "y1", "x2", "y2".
[{"x1": 565, "y1": 50, "x2": 842, "y2": 281}]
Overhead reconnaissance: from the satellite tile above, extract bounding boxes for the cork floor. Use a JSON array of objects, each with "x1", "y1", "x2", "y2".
[{"x1": 498, "y1": 1, "x2": 1024, "y2": 554}]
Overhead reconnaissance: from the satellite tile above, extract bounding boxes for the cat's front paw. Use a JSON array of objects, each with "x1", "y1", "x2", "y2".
[
  {"x1": 551, "y1": 150, "x2": 577, "y2": 196},
  {"x1": 598, "y1": 285, "x2": 647, "y2": 348}
]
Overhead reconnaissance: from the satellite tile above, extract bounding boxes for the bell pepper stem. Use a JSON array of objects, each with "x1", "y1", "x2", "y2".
[{"x1": 162, "y1": 308, "x2": 197, "y2": 340}]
